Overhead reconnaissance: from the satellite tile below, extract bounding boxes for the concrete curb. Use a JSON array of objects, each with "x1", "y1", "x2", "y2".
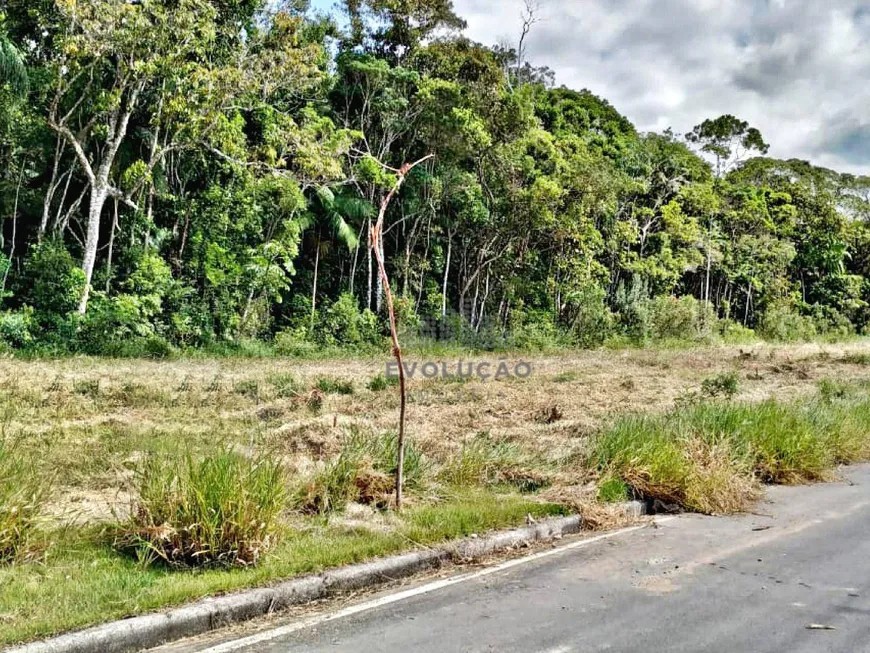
[{"x1": 6, "y1": 504, "x2": 645, "y2": 653}]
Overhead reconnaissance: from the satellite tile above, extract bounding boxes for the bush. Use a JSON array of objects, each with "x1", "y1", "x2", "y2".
[
  {"x1": 274, "y1": 328, "x2": 321, "y2": 358},
  {"x1": 508, "y1": 310, "x2": 567, "y2": 352},
  {"x1": 719, "y1": 319, "x2": 757, "y2": 344},
  {"x1": 18, "y1": 240, "x2": 86, "y2": 331},
  {"x1": 316, "y1": 293, "x2": 383, "y2": 349},
  {"x1": 614, "y1": 276, "x2": 651, "y2": 341},
  {"x1": 701, "y1": 372, "x2": 740, "y2": 399},
  {"x1": 649, "y1": 296, "x2": 716, "y2": 341},
  {"x1": 0, "y1": 440, "x2": 49, "y2": 564},
  {"x1": 758, "y1": 303, "x2": 817, "y2": 342},
  {"x1": 116, "y1": 449, "x2": 287, "y2": 568},
  {"x1": 567, "y1": 285, "x2": 614, "y2": 348},
  {"x1": 0, "y1": 309, "x2": 34, "y2": 349}
]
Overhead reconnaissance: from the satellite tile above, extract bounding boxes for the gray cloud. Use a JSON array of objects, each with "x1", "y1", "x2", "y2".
[{"x1": 454, "y1": 0, "x2": 870, "y2": 174}]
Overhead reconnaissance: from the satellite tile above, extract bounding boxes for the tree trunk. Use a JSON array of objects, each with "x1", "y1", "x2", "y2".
[
  {"x1": 78, "y1": 184, "x2": 109, "y2": 314},
  {"x1": 310, "y1": 233, "x2": 321, "y2": 333},
  {"x1": 441, "y1": 230, "x2": 452, "y2": 317},
  {"x1": 2, "y1": 160, "x2": 25, "y2": 292},
  {"x1": 105, "y1": 198, "x2": 119, "y2": 293}
]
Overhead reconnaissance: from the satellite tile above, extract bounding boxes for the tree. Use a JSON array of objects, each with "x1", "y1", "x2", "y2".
[{"x1": 686, "y1": 114, "x2": 769, "y2": 178}]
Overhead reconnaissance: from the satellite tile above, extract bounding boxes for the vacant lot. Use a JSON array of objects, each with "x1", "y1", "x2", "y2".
[
  {"x1": 3, "y1": 340, "x2": 870, "y2": 644},
  {"x1": 1, "y1": 340, "x2": 867, "y2": 521}
]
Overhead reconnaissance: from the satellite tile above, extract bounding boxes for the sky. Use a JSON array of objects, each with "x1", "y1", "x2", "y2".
[{"x1": 310, "y1": 0, "x2": 870, "y2": 174}]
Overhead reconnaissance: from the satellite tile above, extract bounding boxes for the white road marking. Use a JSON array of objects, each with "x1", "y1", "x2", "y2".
[{"x1": 199, "y1": 519, "x2": 673, "y2": 653}]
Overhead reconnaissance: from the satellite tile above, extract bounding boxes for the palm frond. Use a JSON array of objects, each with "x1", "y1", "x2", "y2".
[{"x1": 0, "y1": 38, "x2": 28, "y2": 97}]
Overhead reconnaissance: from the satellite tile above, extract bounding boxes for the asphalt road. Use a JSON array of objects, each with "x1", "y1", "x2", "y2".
[{"x1": 161, "y1": 465, "x2": 870, "y2": 653}]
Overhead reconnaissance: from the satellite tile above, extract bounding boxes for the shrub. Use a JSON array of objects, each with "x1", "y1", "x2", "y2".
[
  {"x1": 719, "y1": 319, "x2": 757, "y2": 344},
  {"x1": 701, "y1": 371, "x2": 740, "y2": 399},
  {"x1": 567, "y1": 285, "x2": 614, "y2": 348},
  {"x1": 614, "y1": 276, "x2": 651, "y2": 341},
  {"x1": 758, "y1": 303, "x2": 816, "y2": 342},
  {"x1": 274, "y1": 328, "x2": 321, "y2": 358},
  {"x1": 508, "y1": 309, "x2": 567, "y2": 352},
  {"x1": 317, "y1": 293, "x2": 383, "y2": 349},
  {"x1": 18, "y1": 240, "x2": 86, "y2": 328},
  {"x1": 0, "y1": 440, "x2": 49, "y2": 564},
  {"x1": 649, "y1": 296, "x2": 716, "y2": 341},
  {"x1": 116, "y1": 449, "x2": 287, "y2": 568},
  {"x1": 0, "y1": 308, "x2": 34, "y2": 348}
]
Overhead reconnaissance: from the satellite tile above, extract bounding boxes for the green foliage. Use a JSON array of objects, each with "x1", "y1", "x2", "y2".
[
  {"x1": 0, "y1": 308, "x2": 33, "y2": 348},
  {"x1": 315, "y1": 294, "x2": 383, "y2": 349},
  {"x1": 0, "y1": 439, "x2": 49, "y2": 564},
  {"x1": 18, "y1": 242, "x2": 86, "y2": 331},
  {"x1": 116, "y1": 449, "x2": 287, "y2": 568},
  {"x1": 0, "y1": 1, "x2": 865, "y2": 357},
  {"x1": 758, "y1": 303, "x2": 817, "y2": 342},
  {"x1": 316, "y1": 376, "x2": 354, "y2": 395},
  {"x1": 367, "y1": 373, "x2": 399, "y2": 391},
  {"x1": 597, "y1": 475, "x2": 629, "y2": 503},
  {"x1": 701, "y1": 372, "x2": 740, "y2": 399}
]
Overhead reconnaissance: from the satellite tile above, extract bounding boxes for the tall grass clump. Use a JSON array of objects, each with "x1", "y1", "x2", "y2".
[
  {"x1": 594, "y1": 387, "x2": 870, "y2": 515},
  {"x1": 0, "y1": 440, "x2": 49, "y2": 563},
  {"x1": 295, "y1": 429, "x2": 428, "y2": 514},
  {"x1": 439, "y1": 433, "x2": 549, "y2": 492},
  {"x1": 116, "y1": 449, "x2": 287, "y2": 568}
]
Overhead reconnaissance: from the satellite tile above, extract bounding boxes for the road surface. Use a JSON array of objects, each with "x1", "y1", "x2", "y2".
[{"x1": 158, "y1": 464, "x2": 870, "y2": 653}]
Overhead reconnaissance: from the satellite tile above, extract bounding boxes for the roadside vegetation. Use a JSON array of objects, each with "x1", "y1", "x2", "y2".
[{"x1": 1, "y1": 343, "x2": 870, "y2": 644}]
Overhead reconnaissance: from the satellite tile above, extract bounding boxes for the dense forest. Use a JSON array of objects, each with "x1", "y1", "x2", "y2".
[{"x1": 0, "y1": 0, "x2": 869, "y2": 356}]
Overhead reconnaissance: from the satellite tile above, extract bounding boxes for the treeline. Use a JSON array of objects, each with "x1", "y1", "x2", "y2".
[{"x1": 0, "y1": 0, "x2": 869, "y2": 357}]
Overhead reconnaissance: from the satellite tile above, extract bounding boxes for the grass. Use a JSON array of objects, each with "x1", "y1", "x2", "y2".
[
  {"x1": 2, "y1": 343, "x2": 870, "y2": 643},
  {"x1": 0, "y1": 492, "x2": 565, "y2": 646},
  {"x1": 593, "y1": 387, "x2": 870, "y2": 514},
  {"x1": 316, "y1": 377, "x2": 355, "y2": 395},
  {"x1": 0, "y1": 439, "x2": 50, "y2": 563},
  {"x1": 115, "y1": 449, "x2": 287, "y2": 568}
]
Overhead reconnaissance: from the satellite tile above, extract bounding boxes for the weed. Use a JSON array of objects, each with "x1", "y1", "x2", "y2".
[
  {"x1": 295, "y1": 429, "x2": 428, "y2": 514},
  {"x1": 316, "y1": 377, "x2": 354, "y2": 395},
  {"x1": 597, "y1": 475, "x2": 629, "y2": 503},
  {"x1": 116, "y1": 449, "x2": 287, "y2": 568},
  {"x1": 268, "y1": 373, "x2": 300, "y2": 398},
  {"x1": 818, "y1": 379, "x2": 849, "y2": 402},
  {"x1": 701, "y1": 371, "x2": 740, "y2": 399},
  {"x1": 233, "y1": 379, "x2": 260, "y2": 401},
  {"x1": 0, "y1": 439, "x2": 49, "y2": 564},
  {"x1": 367, "y1": 374, "x2": 399, "y2": 392},
  {"x1": 440, "y1": 433, "x2": 545, "y2": 491},
  {"x1": 73, "y1": 379, "x2": 100, "y2": 397}
]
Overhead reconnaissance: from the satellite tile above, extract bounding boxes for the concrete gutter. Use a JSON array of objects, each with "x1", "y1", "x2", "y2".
[{"x1": 6, "y1": 504, "x2": 645, "y2": 653}]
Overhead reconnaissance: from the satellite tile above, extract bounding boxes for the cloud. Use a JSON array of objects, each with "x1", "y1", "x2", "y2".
[{"x1": 452, "y1": 0, "x2": 870, "y2": 174}]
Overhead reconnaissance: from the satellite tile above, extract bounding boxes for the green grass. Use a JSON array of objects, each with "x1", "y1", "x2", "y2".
[
  {"x1": 593, "y1": 386, "x2": 870, "y2": 514},
  {"x1": 0, "y1": 439, "x2": 50, "y2": 563},
  {"x1": 0, "y1": 492, "x2": 565, "y2": 646},
  {"x1": 115, "y1": 449, "x2": 287, "y2": 568},
  {"x1": 316, "y1": 377, "x2": 355, "y2": 395}
]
